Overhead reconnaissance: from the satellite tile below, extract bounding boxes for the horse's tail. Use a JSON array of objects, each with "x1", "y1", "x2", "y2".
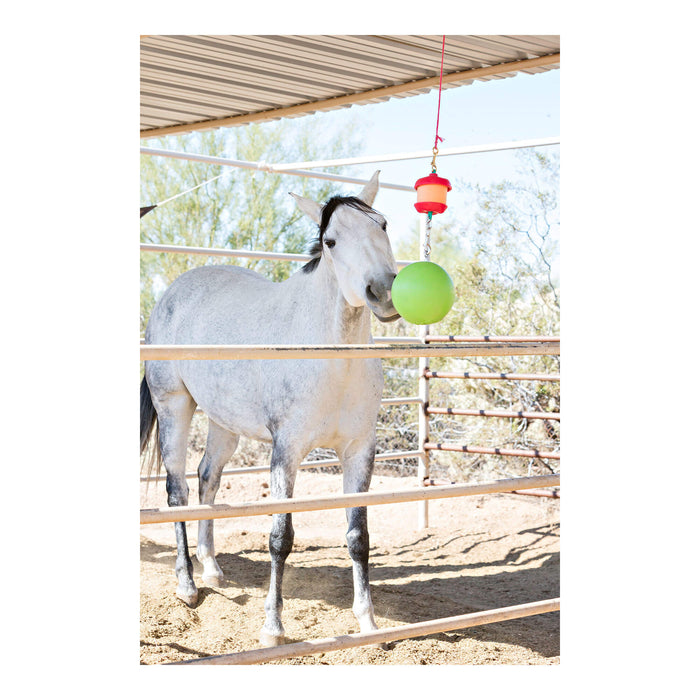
[{"x1": 140, "y1": 375, "x2": 162, "y2": 485}]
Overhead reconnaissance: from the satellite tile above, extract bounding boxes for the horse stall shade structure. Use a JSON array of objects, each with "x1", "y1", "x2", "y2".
[{"x1": 141, "y1": 39, "x2": 560, "y2": 659}]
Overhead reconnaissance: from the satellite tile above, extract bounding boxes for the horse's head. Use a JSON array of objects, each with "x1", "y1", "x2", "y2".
[{"x1": 291, "y1": 171, "x2": 400, "y2": 322}]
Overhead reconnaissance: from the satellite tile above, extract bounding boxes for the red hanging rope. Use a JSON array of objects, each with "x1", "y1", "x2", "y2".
[{"x1": 433, "y1": 35, "x2": 446, "y2": 153}]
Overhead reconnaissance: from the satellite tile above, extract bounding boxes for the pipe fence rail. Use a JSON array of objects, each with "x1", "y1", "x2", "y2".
[
  {"x1": 141, "y1": 449, "x2": 424, "y2": 482},
  {"x1": 426, "y1": 406, "x2": 560, "y2": 421},
  {"x1": 140, "y1": 242, "x2": 313, "y2": 263},
  {"x1": 425, "y1": 370, "x2": 560, "y2": 382},
  {"x1": 140, "y1": 473, "x2": 560, "y2": 524},
  {"x1": 140, "y1": 341, "x2": 559, "y2": 362},
  {"x1": 425, "y1": 335, "x2": 560, "y2": 343},
  {"x1": 169, "y1": 598, "x2": 561, "y2": 665},
  {"x1": 140, "y1": 147, "x2": 415, "y2": 191},
  {"x1": 512, "y1": 489, "x2": 560, "y2": 498},
  {"x1": 270, "y1": 136, "x2": 560, "y2": 172},
  {"x1": 139, "y1": 242, "x2": 414, "y2": 269},
  {"x1": 424, "y1": 442, "x2": 560, "y2": 460}
]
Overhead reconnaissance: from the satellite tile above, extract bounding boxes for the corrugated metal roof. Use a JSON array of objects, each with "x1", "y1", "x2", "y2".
[{"x1": 140, "y1": 35, "x2": 560, "y2": 138}]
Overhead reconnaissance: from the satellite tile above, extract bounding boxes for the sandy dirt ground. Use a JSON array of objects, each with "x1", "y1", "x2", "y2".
[{"x1": 140, "y1": 466, "x2": 559, "y2": 665}]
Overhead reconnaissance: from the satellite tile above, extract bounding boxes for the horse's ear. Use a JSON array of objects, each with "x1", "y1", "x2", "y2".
[
  {"x1": 290, "y1": 192, "x2": 322, "y2": 225},
  {"x1": 358, "y1": 170, "x2": 380, "y2": 206}
]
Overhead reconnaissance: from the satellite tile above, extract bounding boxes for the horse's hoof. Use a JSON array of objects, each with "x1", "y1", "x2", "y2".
[
  {"x1": 259, "y1": 629, "x2": 286, "y2": 647},
  {"x1": 176, "y1": 587, "x2": 199, "y2": 607},
  {"x1": 202, "y1": 573, "x2": 225, "y2": 587}
]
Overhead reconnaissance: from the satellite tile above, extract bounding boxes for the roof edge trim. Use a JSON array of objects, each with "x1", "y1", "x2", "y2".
[{"x1": 140, "y1": 52, "x2": 560, "y2": 139}]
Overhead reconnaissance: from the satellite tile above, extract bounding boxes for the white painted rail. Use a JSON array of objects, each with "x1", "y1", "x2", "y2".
[
  {"x1": 141, "y1": 449, "x2": 424, "y2": 481},
  {"x1": 140, "y1": 147, "x2": 414, "y2": 192},
  {"x1": 139, "y1": 242, "x2": 414, "y2": 268},
  {"x1": 169, "y1": 598, "x2": 560, "y2": 665},
  {"x1": 272, "y1": 136, "x2": 561, "y2": 171},
  {"x1": 140, "y1": 342, "x2": 560, "y2": 362},
  {"x1": 140, "y1": 473, "x2": 560, "y2": 524}
]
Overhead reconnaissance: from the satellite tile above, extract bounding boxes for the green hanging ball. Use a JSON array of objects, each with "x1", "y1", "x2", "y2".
[{"x1": 391, "y1": 261, "x2": 455, "y2": 325}]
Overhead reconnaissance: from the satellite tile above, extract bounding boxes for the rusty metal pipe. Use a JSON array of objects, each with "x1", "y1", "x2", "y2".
[
  {"x1": 424, "y1": 443, "x2": 560, "y2": 460},
  {"x1": 427, "y1": 406, "x2": 560, "y2": 421},
  {"x1": 425, "y1": 370, "x2": 560, "y2": 382},
  {"x1": 425, "y1": 335, "x2": 559, "y2": 343}
]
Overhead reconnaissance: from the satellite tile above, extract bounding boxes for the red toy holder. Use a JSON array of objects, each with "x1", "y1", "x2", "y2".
[{"x1": 413, "y1": 172, "x2": 452, "y2": 214}]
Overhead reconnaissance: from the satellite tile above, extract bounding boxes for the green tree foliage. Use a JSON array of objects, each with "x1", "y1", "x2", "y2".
[
  {"x1": 458, "y1": 149, "x2": 560, "y2": 337},
  {"x1": 140, "y1": 117, "x2": 363, "y2": 334}
]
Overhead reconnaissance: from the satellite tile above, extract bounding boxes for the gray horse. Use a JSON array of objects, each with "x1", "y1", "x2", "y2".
[{"x1": 140, "y1": 172, "x2": 400, "y2": 646}]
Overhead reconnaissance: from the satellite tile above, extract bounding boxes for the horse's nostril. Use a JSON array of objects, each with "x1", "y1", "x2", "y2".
[{"x1": 366, "y1": 284, "x2": 380, "y2": 304}]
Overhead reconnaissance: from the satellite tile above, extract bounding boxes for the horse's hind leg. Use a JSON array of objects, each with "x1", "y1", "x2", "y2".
[
  {"x1": 260, "y1": 437, "x2": 302, "y2": 647},
  {"x1": 341, "y1": 441, "x2": 380, "y2": 635},
  {"x1": 196, "y1": 420, "x2": 239, "y2": 586},
  {"x1": 154, "y1": 392, "x2": 198, "y2": 606}
]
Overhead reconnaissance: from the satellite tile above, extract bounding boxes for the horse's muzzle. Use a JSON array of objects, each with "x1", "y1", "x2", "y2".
[{"x1": 366, "y1": 274, "x2": 399, "y2": 322}]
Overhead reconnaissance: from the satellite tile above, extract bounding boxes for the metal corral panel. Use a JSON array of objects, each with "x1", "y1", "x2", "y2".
[{"x1": 140, "y1": 35, "x2": 560, "y2": 137}]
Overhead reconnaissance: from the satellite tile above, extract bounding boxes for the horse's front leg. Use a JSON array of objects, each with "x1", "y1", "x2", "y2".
[
  {"x1": 260, "y1": 438, "x2": 300, "y2": 647},
  {"x1": 341, "y1": 439, "x2": 379, "y2": 635},
  {"x1": 196, "y1": 421, "x2": 240, "y2": 587}
]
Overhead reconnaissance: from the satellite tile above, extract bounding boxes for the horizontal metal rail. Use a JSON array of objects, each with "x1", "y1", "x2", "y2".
[
  {"x1": 426, "y1": 406, "x2": 560, "y2": 421},
  {"x1": 140, "y1": 336, "x2": 422, "y2": 346},
  {"x1": 140, "y1": 243, "x2": 312, "y2": 263},
  {"x1": 425, "y1": 370, "x2": 560, "y2": 382},
  {"x1": 381, "y1": 396, "x2": 421, "y2": 406},
  {"x1": 425, "y1": 335, "x2": 560, "y2": 343},
  {"x1": 140, "y1": 342, "x2": 560, "y2": 362},
  {"x1": 272, "y1": 137, "x2": 561, "y2": 171},
  {"x1": 511, "y1": 489, "x2": 560, "y2": 498},
  {"x1": 140, "y1": 473, "x2": 560, "y2": 524},
  {"x1": 424, "y1": 443, "x2": 560, "y2": 460},
  {"x1": 169, "y1": 597, "x2": 561, "y2": 665},
  {"x1": 139, "y1": 340, "x2": 561, "y2": 352},
  {"x1": 140, "y1": 147, "x2": 414, "y2": 192},
  {"x1": 139, "y1": 242, "x2": 413, "y2": 269},
  {"x1": 140, "y1": 449, "x2": 424, "y2": 482}
]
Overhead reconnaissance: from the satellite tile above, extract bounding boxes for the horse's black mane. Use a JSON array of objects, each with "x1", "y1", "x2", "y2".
[{"x1": 301, "y1": 196, "x2": 377, "y2": 274}]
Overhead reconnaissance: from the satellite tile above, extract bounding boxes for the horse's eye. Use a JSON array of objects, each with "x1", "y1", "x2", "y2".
[
  {"x1": 381, "y1": 222, "x2": 387, "y2": 232},
  {"x1": 325, "y1": 239, "x2": 336, "y2": 249}
]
